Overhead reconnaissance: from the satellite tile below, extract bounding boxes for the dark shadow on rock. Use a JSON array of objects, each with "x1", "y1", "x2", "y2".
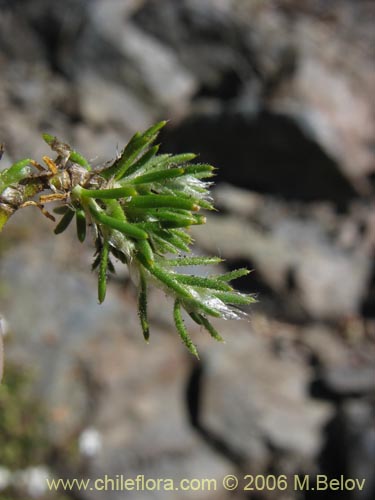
[
  {"x1": 185, "y1": 360, "x2": 246, "y2": 467},
  {"x1": 161, "y1": 110, "x2": 358, "y2": 208},
  {"x1": 361, "y1": 259, "x2": 375, "y2": 318},
  {"x1": 132, "y1": 0, "x2": 261, "y2": 89},
  {"x1": 225, "y1": 258, "x2": 272, "y2": 295},
  {"x1": 1, "y1": 0, "x2": 88, "y2": 77},
  {"x1": 308, "y1": 363, "x2": 375, "y2": 500}
]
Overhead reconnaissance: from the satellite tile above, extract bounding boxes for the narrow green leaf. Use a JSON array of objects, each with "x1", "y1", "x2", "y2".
[
  {"x1": 213, "y1": 291, "x2": 257, "y2": 305},
  {"x1": 99, "y1": 132, "x2": 141, "y2": 180},
  {"x1": 132, "y1": 167, "x2": 185, "y2": 185},
  {"x1": 161, "y1": 189, "x2": 214, "y2": 210},
  {"x1": 42, "y1": 133, "x2": 55, "y2": 145},
  {"x1": 0, "y1": 159, "x2": 32, "y2": 193},
  {"x1": 109, "y1": 245, "x2": 127, "y2": 264},
  {"x1": 163, "y1": 256, "x2": 223, "y2": 267},
  {"x1": 89, "y1": 204, "x2": 148, "y2": 240},
  {"x1": 119, "y1": 145, "x2": 160, "y2": 179},
  {"x1": 173, "y1": 274, "x2": 232, "y2": 291},
  {"x1": 104, "y1": 199, "x2": 127, "y2": 220},
  {"x1": 151, "y1": 234, "x2": 180, "y2": 254},
  {"x1": 136, "y1": 239, "x2": 154, "y2": 266},
  {"x1": 189, "y1": 311, "x2": 203, "y2": 325},
  {"x1": 132, "y1": 210, "x2": 202, "y2": 229},
  {"x1": 215, "y1": 268, "x2": 251, "y2": 282},
  {"x1": 92, "y1": 253, "x2": 101, "y2": 271},
  {"x1": 154, "y1": 229, "x2": 191, "y2": 252},
  {"x1": 141, "y1": 262, "x2": 193, "y2": 301},
  {"x1": 127, "y1": 207, "x2": 193, "y2": 219},
  {"x1": 76, "y1": 209, "x2": 86, "y2": 242},
  {"x1": 138, "y1": 268, "x2": 150, "y2": 341},
  {"x1": 54, "y1": 209, "x2": 75, "y2": 234},
  {"x1": 69, "y1": 150, "x2": 91, "y2": 170},
  {"x1": 102, "y1": 121, "x2": 167, "y2": 180},
  {"x1": 0, "y1": 207, "x2": 11, "y2": 232},
  {"x1": 132, "y1": 219, "x2": 193, "y2": 231},
  {"x1": 139, "y1": 260, "x2": 221, "y2": 318},
  {"x1": 155, "y1": 153, "x2": 197, "y2": 170},
  {"x1": 98, "y1": 239, "x2": 109, "y2": 303},
  {"x1": 196, "y1": 314, "x2": 224, "y2": 342},
  {"x1": 150, "y1": 210, "x2": 197, "y2": 226},
  {"x1": 141, "y1": 121, "x2": 168, "y2": 141},
  {"x1": 107, "y1": 258, "x2": 116, "y2": 273},
  {"x1": 127, "y1": 195, "x2": 199, "y2": 211},
  {"x1": 170, "y1": 228, "x2": 193, "y2": 245},
  {"x1": 174, "y1": 300, "x2": 199, "y2": 358},
  {"x1": 80, "y1": 186, "x2": 137, "y2": 199},
  {"x1": 53, "y1": 205, "x2": 69, "y2": 215},
  {"x1": 131, "y1": 221, "x2": 163, "y2": 232},
  {"x1": 42, "y1": 133, "x2": 91, "y2": 170},
  {"x1": 182, "y1": 164, "x2": 215, "y2": 178},
  {"x1": 190, "y1": 214, "x2": 206, "y2": 225},
  {"x1": 146, "y1": 215, "x2": 205, "y2": 229},
  {"x1": 129, "y1": 220, "x2": 181, "y2": 233},
  {"x1": 128, "y1": 153, "x2": 196, "y2": 182},
  {"x1": 191, "y1": 198, "x2": 213, "y2": 210}
]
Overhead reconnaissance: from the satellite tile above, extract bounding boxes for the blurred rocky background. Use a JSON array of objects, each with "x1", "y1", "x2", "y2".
[{"x1": 0, "y1": 0, "x2": 374, "y2": 499}]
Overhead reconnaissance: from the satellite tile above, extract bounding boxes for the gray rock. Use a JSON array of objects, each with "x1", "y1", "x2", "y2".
[
  {"x1": 302, "y1": 326, "x2": 351, "y2": 367},
  {"x1": 343, "y1": 400, "x2": 375, "y2": 500},
  {"x1": 192, "y1": 184, "x2": 373, "y2": 321},
  {"x1": 77, "y1": 328, "x2": 234, "y2": 500},
  {"x1": 269, "y1": 9, "x2": 375, "y2": 192},
  {"x1": 75, "y1": 0, "x2": 197, "y2": 112},
  {"x1": 274, "y1": 218, "x2": 370, "y2": 319},
  {"x1": 0, "y1": 219, "x2": 236, "y2": 499},
  {"x1": 200, "y1": 326, "x2": 333, "y2": 466},
  {"x1": 133, "y1": 0, "x2": 258, "y2": 98},
  {"x1": 323, "y1": 365, "x2": 375, "y2": 396},
  {"x1": 0, "y1": 4, "x2": 45, "y2": 62},
  {"x1": 0, "y1": 229, "x2": 130, "y2": 443},
  {"x1": 142, "y1": 0, "x2": 374, "y2": 201},
  {"x1": 78, "y1": 73, "x2": 155, "y2": 131},
  {"x1": 161, "y1": 109, "x2": 359, "y2": 206}
]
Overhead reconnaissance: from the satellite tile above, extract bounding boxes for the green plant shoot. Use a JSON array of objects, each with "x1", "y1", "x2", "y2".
[{"x1": 0, "y1": 122, "x2": 256, "y2": 357}]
